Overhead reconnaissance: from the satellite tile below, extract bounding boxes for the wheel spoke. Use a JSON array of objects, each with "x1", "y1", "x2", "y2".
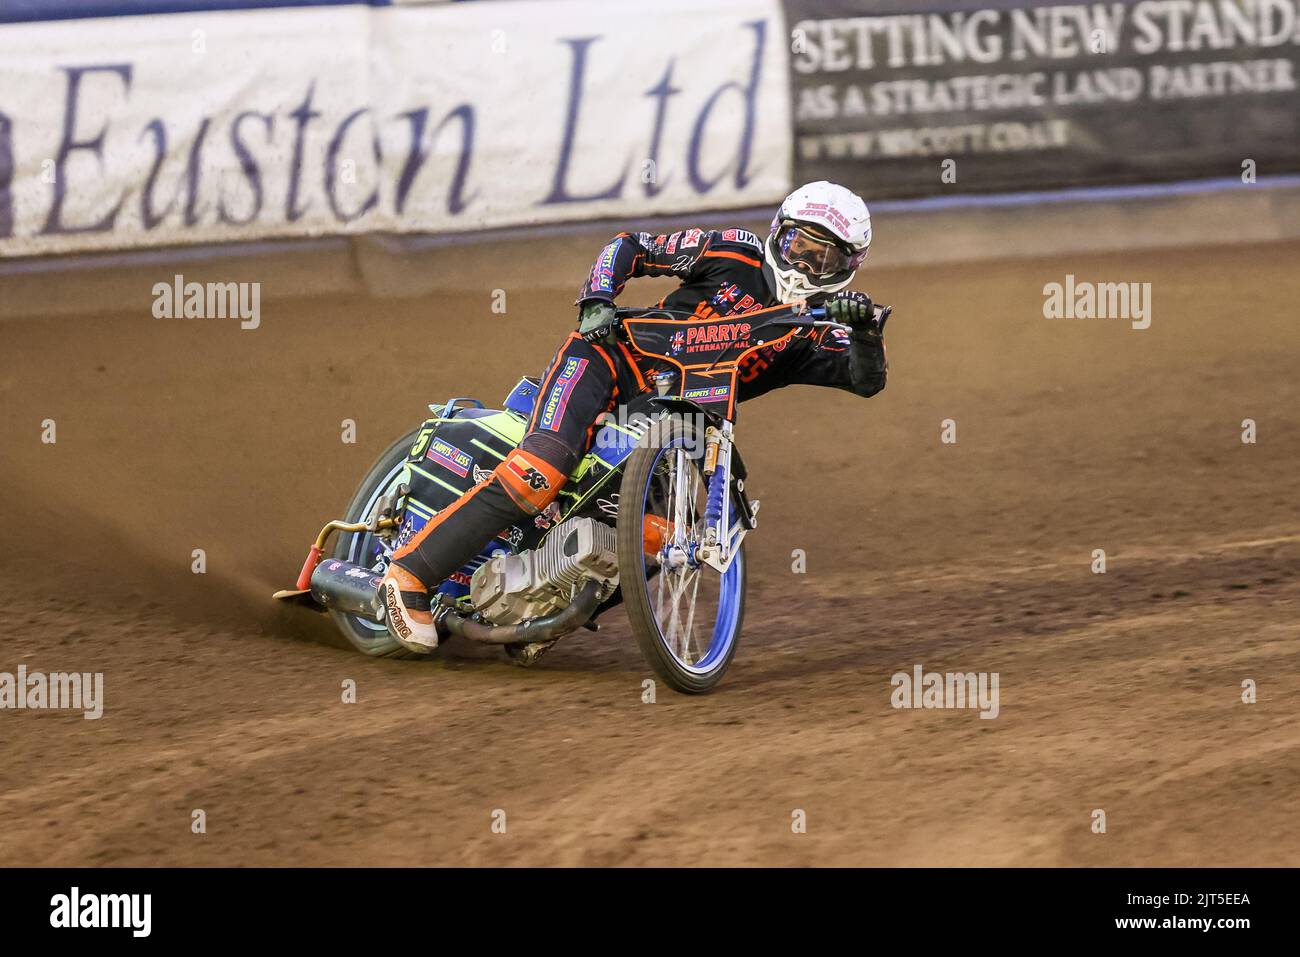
[
  {"x1": 667, "y1": 573, "x2": 685, "y2": 656},
  {"x1": 667, "y1": 565, "x2": 694, "y2": 660},
  {"x1": 682, "y1": 568, "x2": 701, "y2": 662}
]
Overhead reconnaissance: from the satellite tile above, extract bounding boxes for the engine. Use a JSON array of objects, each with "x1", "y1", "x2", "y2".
[{"x1": 470, "y1": 517, "x2": 619, "y2": 625}]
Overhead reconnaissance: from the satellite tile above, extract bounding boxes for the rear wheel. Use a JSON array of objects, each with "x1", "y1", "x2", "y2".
[
  {"x1": 329, "y1": 428, "x2": 420, "y2": 658},
  {"x1": 616, "y1": 416, "x2": 746, "y2": 694}
]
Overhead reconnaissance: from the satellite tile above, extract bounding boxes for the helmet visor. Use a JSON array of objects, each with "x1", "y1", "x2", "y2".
[{"x1": 776, "y1": 223, "x2": 862, "y2": 277}]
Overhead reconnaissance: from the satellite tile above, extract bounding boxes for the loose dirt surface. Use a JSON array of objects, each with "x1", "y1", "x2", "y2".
[{"x1": 1, "y1": 237, "x2": 1296, "y2": 866}]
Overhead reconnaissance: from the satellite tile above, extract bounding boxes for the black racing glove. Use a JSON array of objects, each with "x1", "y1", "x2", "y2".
[
  {"x1": 577, "y1": 300, "x2": 618, "y2": 345},
  {"x1": 826, "y1": 290, "x2": 881, "y2": 338}
]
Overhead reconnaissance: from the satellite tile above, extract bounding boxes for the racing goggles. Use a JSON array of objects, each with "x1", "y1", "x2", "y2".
[{"x1": 775, "y1": 223, "x2": 863, "y2": 277}]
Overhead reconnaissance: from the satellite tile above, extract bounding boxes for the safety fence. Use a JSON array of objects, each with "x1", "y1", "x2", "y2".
[{"x1": 1, "y1": 0, "x2": 1297, "y2": 259}]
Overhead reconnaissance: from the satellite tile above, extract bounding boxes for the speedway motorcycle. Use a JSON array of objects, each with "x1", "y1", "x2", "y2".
[{"x1": 274, "y1": 301, "x2": 890, "y2": 693}]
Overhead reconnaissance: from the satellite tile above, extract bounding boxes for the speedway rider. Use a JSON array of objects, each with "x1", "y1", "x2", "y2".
[{"x1": 382, "y1": 181, "x2": 888, "y2": 651}]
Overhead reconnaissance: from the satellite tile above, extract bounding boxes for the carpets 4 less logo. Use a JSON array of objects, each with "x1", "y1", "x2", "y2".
[
  {"x1": 683, "y1": 385, "x2": 731, "y2": 404},
  {"x1": 539, "y1": 357, "x2": 587, "y2": 430},
  {"x1": 425, "y1": 437, "x2": 472, "y2": 478}
]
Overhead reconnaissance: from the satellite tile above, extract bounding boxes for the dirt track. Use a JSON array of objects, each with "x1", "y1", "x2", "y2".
[{"x1": 1, "y1": 236, "x2": 1297, "y2": 866}]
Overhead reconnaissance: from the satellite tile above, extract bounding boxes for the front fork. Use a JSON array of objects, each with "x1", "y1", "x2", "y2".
[{"x1": 695, "y1": 420, "x2": 754, "y2": 573}]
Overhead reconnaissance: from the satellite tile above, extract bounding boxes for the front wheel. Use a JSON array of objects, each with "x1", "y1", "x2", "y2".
[{"x1": 616, "y1": 416, "x2": 746, "y2": 694}]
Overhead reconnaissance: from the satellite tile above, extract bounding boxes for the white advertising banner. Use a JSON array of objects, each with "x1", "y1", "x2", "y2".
[{"x1": 0, "y1": 0, "x2": 791, "y2": 257}]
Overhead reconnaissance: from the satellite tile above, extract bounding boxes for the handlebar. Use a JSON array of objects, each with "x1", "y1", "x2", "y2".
[
  {"x1": 604, "y1": 301, "x2": 892, "y2": 354},
  {"x1": 614, "y1": 304, "x2": 829, "y2": 320}
]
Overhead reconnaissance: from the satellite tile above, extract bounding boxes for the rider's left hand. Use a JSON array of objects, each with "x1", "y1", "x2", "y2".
[
  {"x1": 826, "y1": 290, "x2": 880, "y2": 338},
  {"x1": 577, "y1": 300, "x2": 618, "y2": 345}
]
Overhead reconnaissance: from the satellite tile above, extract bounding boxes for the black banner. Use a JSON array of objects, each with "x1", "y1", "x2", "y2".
[
  {"x1": 786, "y1": 0, "x2": 1300, "y2": 197},
  {"x1": 0, "y1": 867, "x2": 1291, "y2": 943}
]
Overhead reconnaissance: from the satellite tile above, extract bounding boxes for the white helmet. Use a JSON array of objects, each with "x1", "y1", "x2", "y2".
[{"x1": 763, "y1": 181, "x2": 872, "y2": 303}]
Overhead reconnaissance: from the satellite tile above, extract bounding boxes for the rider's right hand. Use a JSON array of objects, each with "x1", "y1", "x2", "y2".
[
  {"x1": 826, "y1": 290, "x2": 878, "y2": 336},
  {"x1": 577, "y1": 300, "x2": 618, "y2": 345}
]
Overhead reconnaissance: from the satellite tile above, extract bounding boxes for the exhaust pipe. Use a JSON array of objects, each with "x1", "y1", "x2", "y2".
[
  {"x1": 439, "y1": 580, "x2": 604, "y2": 645},
  {"x1": 309, "y1": 559, "x2": 386, "y2": 622}
]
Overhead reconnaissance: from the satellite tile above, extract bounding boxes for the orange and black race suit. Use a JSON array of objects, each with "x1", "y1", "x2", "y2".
[
  {"x1": 576, "y1": 225, "x2": 887, "y2": 403},
  {"x1": 392, "y1": 225, "x2": 887, "y2": 589}
]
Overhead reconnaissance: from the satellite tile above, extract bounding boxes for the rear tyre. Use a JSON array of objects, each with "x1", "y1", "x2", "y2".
[
  {"x1": 617, "y1": 415, "x2": 746, "y2": 694},
  {"x1": 329, "y1": 428, "x2": 421, "y2": 658}
]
